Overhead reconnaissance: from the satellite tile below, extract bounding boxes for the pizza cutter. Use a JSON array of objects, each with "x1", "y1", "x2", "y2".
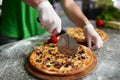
[
  {"x1": 57, "y1": 29, "x2": 78, "y2": 56},
  {"x1": 37, "y1": 18, "x2": 78, "y2": 56}
]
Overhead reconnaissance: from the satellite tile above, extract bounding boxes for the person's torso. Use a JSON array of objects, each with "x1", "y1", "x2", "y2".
[{"x1": 0, "y1": 0, "x2": 53, "y2": 39}]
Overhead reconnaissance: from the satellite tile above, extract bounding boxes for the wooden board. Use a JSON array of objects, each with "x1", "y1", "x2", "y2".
[{"x1": 25, "y1": 54, "x2": 97, "y2": 80}]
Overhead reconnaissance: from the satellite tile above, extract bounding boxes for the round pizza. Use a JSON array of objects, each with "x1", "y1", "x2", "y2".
[
  {"x1": 28, "y1": 43, "x2": 95, "y2": 76},
  {"x1": 66, "y1": 27, "x2": 108, "y2": 44}
]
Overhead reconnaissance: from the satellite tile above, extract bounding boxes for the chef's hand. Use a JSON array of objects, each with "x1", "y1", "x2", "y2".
[
  {"x1": 37, "y1": 1, "x2": 62, "y2": 34},
  {"x1": 84, "y1": 23, "x2": 103, "y2": 50}
]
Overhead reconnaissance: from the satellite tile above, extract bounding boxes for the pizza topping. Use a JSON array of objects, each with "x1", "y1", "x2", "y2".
[
  {"x1": 65, "y1": 63, "x2": 70, "y2": 67},
  {"x1": 81, "y1": 56, "x2": 86, "y2": 59},
  {"x1": 70, "y1": 62, "x2": 75, "y2": 68},
  {"x1": 78, "y1": 57, "x2": 81, "y2": 60},
  {"x1": 49, "y1": 43, "x2": 56, "y2": 47},
  {"x1": 46, "y1": 57, "x2": 51, "y2": 60},
  {"x1": 46, "y1": 65, "x2": 51, "y2": 67},
  {"x1": 48, "y1": 50, "x2": 52, "y2": 55},
  {"x1": 43, "y1": 58, "x2": 50, "y2": 64},
  {"x1": 65, "y1": 62, "x2": 74, "y2": 68},
  {"x1": 36, "y1": 59, "x2": 42, "y2": 63},
  {"x1": 72, "y1": 55, "x2": 77, "y2": 58},
  {"x1": 36, "y1": 51, "x2": 43, "y2": 56},
  {"x1": 78, "y1": 50, "x2": 85, "y2": 54},
  {"x1": 54, "y1": 62, "x2": 62, "y2": 69},
  {"x1": 50, "y1": 61, "x2": 55, "y2": 64},
  {"x1": 67, "y1": 56, "x2": 71, "y2": 58},
  {"x1": 48, "y1": 47, "x2": 58, "y2": 55},
  {"x1": 55, "y1": 55, "x2": 64, "y2": 59}
]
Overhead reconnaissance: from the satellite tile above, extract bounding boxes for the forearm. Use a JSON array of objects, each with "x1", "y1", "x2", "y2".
[
  {"x1": 23, "y1": 0, "x2": 48, "y2": 8},
  {"x1": 60, "y1": 0, "x2": 90, "y2": 28}
]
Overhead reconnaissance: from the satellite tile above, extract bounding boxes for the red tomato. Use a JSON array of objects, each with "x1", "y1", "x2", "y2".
[
  {"x1": 57, "y1": 35, "x2": 62, "y2": 40},
  {"x1": 96, "y1": 19, "x2": 104, "y2": 27},
  {"x1": 50, "y1": 35, "x2": 60, "y2": 44},
  {"x1": 45, "y1": 35, "x2": 62, "y2": 44}
]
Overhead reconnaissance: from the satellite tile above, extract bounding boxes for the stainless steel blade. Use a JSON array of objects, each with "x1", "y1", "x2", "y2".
[{"x1": 58, "y1": 34, "x2": 78, "y2": 56}]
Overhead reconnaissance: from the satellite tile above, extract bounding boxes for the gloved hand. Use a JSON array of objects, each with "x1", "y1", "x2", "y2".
[
  {"x1": 37, "y1": 1, "x2": 62, "y2": 34},
  {"x1": 84, "y1": 23, "x2": 103, "y2": 50}
]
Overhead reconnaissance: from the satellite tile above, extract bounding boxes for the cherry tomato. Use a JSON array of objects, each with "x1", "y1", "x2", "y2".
[
  {"x1": 49, "y1": 35, "x2": 59, "y2": 44},
  {"x1": 45, "y1": 35, "x2": 62, "y2": 44},
  {"x1": 96, "y1": 19, "x2": 104, "y2": 27},
  {"x1": 57, "y1": 35, "x2": 62, "y2": 40}
]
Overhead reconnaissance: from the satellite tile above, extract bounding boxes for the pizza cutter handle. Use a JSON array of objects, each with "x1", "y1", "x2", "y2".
[
  {"x1": 56, "y1": 29, "x2": 66, "y2": 37},
  {"x1": 37, "y1": 17, "x2": 40, "y2": 23},
  {"x1": 37, "y1": 17, "x2": 66, "y2": 37}
]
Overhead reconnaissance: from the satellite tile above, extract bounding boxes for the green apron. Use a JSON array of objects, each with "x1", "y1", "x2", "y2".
[{"x1": 0, "y1": 0, "x2": 53, "y2": 39}]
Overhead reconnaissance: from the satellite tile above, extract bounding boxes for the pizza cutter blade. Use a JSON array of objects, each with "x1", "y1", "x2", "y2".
[{"x1": 58, "y1": 34, "x2": 78, "y2": 56}]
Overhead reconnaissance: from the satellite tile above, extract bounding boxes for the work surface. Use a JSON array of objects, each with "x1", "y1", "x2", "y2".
[{"x1": 0, "y1": 27, "x2": 120, "y2": 80}]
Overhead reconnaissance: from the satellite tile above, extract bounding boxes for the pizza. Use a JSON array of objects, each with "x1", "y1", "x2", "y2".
[
  {"x1": 66, "y1": 27, "x2": 108, "y2": 45},
  {"x1": 28, "y1": 43, "x2": 95, "y2": 76}
]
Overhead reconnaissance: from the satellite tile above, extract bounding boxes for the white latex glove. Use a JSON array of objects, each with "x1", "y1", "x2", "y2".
[
  {"x1": 37, "y1": 1, "x2": 62, "y2": 34},
  {"x1": 84, "y1": 23, "x2": 103, "y2": 50}
]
